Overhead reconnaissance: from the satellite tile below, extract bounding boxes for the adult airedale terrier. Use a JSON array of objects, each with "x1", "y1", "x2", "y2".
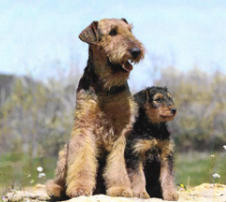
[
  {"x1": 125, "y1": 86, "x2": 179, "y2": 201},
  {"x1": 46, "y1": 18, "x2": 144, "y2": 199}
]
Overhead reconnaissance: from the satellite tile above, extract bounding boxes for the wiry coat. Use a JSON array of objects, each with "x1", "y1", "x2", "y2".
[
  {"x1": 46, "y1": 18, "x2": 144, "y2": 199},
  {"x1": 125, "y1": 86, "x2": 179, "y2": 201}
]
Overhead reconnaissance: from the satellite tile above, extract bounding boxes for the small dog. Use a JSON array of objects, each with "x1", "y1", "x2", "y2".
[{"x1": 125, "y1": 86, "x2": 179, "y2": 200}]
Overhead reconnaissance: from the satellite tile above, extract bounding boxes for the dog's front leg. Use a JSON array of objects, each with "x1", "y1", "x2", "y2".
[
  {"x1": 66, "y1": 126, "x2": 97, "y2": 197},
  {"x1": 127, "y1": 161, "x2": 150, "y2": 198},
  {"x1": 104, "y1": 135, "x2": 133, "y2": 197},
  {"x1": 66, "y1": 92, "x2": 98, "y2": 198},
  {"x1": 160, "y1": 156, "x2": 179, "y2": 201}
]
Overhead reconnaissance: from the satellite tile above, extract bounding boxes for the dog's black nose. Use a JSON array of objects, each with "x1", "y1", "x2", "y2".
[
  {"x1": 130, "y1": 47, "x2": 141, "y2": 59},
  {"x1": 171, "y1": 108, "x2": 177, "y2": 115}
]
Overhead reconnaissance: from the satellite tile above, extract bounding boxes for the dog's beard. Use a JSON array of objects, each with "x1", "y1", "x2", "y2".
[{"x1": 107, "y1": 58, "x2": 134, "y2": 73}]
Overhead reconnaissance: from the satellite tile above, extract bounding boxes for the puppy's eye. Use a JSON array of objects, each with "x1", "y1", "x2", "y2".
[
  {"x1": 109, "y1": 28, "x2": 117, "y2": 36},
  {"x1": 154, "y1": 98, "x2": 162, "y2": 103}
]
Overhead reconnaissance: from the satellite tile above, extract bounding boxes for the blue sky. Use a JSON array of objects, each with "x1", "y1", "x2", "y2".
[{"x1": 0, "y1": 0, "x2": 226, "y2": 89}]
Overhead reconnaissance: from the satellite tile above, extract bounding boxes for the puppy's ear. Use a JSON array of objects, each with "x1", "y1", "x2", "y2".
[
  {"x1": 79, "y1": 21, "x2": 99, "y2": 44},
  {"x1": 121, "y1": 18, "x2": 128, "y2": 24},
  {"x1": 134, "y1": 89, "x2": 149, "y2": 106}
]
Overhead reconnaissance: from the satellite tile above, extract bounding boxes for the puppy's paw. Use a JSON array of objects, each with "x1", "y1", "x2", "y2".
[{"x1": 163, "y1": 190, "x2": 179, "y2": 201}]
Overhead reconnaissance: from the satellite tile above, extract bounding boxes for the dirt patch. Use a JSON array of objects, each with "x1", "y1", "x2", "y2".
[{"x1": 2, "y1": 183, "x2": 226, "y2": 202}]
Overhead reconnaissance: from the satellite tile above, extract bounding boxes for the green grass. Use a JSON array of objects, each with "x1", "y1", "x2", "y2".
[
  {"x1": 0, "y1": 151, "x2": 225, "y2": 195},
  {"x1": 175, "y1": 152, "x2": 226, "y2": 186},
  {"x1": 0, "y1": 152, "x2": 56, "y2": 195}
]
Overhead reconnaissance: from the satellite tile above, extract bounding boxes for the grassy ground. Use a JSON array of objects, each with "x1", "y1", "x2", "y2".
[
  {"x1": 175, "y1": 152, "x2": 226, "y2": 187},
  {"x1": 0, "y1": 152, "x2": 225, "y2": 195},
  {"x1": 0, "y1": 152, "x2": 55, "y2": 195}
]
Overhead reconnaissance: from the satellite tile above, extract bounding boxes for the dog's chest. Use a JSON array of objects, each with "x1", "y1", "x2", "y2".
[
  {"x1": 95, "y1": 94, "x2": 137, "y2": 150},
  {"x1": 133, "y1": 138, "x2": 174, "y2": 162},
  {"x1": 103, "y1": 99, "x2": 130, "y2": 130}
]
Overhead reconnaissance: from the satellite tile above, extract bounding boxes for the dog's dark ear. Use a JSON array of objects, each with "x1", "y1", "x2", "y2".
[
  {"x1": 121, "y1": 18, "x2": 128, "y2": 24},
  {"x1": 79, "y1": 21, "x2": 99, "y2": 44},
  {"x1": 134, "y1": 89, "x2": 149, "y2": 106}
]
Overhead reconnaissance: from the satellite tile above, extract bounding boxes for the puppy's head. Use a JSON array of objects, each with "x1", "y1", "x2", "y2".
[{"x1": 135, "y1": 86, "x2": 176, "y2": 123}]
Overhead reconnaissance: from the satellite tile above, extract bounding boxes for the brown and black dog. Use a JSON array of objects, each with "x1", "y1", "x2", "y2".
[
  {"x1": 125, "y1": 86, "x2": 179, "y2": 200},
  {"x1": 46, "y1": 18, "x2": 144, "y2": 199}
]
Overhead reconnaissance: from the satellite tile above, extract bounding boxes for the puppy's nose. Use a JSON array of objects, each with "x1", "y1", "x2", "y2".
[
  {"x1": 171, "y1": 108, "x2": 177, "y2": 115},
  {"x1": 130, "y1": 47, "x2": 141, "y2": 59}
]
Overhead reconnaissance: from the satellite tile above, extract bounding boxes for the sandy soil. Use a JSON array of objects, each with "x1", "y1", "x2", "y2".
[{"x1": 2, "y1": 183, "x2": 226, "y2": 202}]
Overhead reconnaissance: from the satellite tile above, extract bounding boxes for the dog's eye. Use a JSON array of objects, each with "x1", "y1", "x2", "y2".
[
  {"x1": 109, "y1": 28, "x2": 117, "y2": 36},
  {"x1": 154, "y1": 98, "x2": 162, "y2": 103}
]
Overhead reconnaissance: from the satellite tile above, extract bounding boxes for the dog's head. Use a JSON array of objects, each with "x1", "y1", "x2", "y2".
[
  {"x1": 135, "y1": 86, "x2": 177, "y2": 123},
  {"x1": 79, "y1": 18, "x2": 144, "y2": 88}
]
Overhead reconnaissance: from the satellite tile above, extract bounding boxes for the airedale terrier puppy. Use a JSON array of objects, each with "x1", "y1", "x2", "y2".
[
  {"x1": 125, "y1": 86, "x2": 179, "y2": 201},
  {"x1": 46, "y1": 18, "x2": 144, "y2": 199}
]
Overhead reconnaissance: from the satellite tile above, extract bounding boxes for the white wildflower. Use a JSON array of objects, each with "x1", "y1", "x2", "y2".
[
  {"x1": 223, "y1": 145, "x2": 226, "y2": 150},
  {"x1": 212, "y1": 173, "x2": 221, "y2": 179},
  {"x1": 38, "y1": 172, "x2": 46, "y2": 178},
  {"x1": 210, "y1": 154, "x2": 215, "y2": 158},
  {"x1": 37, "y1": 166, "x2": 43, "y2": 172}
]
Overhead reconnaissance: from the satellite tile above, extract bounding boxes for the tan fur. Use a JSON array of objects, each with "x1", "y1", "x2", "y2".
[
  {"x1": 133, "y1": 139, "x2": 174, "y2": 162},
  {"x1": 133, "y1": 139, "x2": 158, "y2": 155},
  {"x1": 46, "y1": 180, "x2": 64, "y2": 198},
  {"x1": 159, "y1": 140, "x2": 174, "y2": 161},
  {"x1": 160, "y1": 160, "x2": 179, "y2": 201},
  {"x1": 128, "y1": 162, "x2": 150, "y2": 199},
  {"x1": 46, "y1": 18, "x2": 144, "y2": 198},
  {"x1": 144, "y1": 104, "x2": 160, "y2": 123},
  {"x1": 65, "y1": 90, "x2": 99, "y2": 197},
  {"x1": 103, "y1": 135, "x2": 132, "y2": 197},
  {"x1": 92, "y1": 45, "x2": 130, "y2": 89},
  {"x1": 144, "y1": 104, "x2": 175, "y2": 123},
  {"x1": 153, "y1": 93, "x2": 164, "y2": 100},
  {"x1": 46, "y1": 144, "x2": 68, "y2": 198}
]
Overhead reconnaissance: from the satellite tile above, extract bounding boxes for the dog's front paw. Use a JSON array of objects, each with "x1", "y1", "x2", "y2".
[
  {"x1": 107, "y1": 186, "x2": 133, "y2": 197},
  {"x1": 163, "y1": 190, "x2": 179, "y2": 201},
  {"x1": 66, "y1": 187, "x2": 92, "y2": 198},
  {"x1": 46, "y1": 180, "x2": 64, "y2": 198},
  {"x1": 133, "y1": 190, "x2": 150, "y2": 199}
]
